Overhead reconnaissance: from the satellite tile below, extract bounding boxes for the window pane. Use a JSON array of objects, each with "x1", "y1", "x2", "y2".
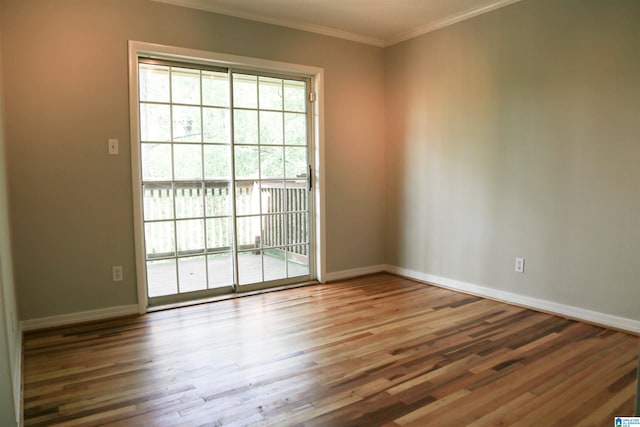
[
  {"x1": 261, "y1": 146, "x2": 284, "y2": 179},
  {"x1": 208, "y1": 253, "x2": 233, "y2": 288},
  {"x1": 143, "y1": 183, "x2": 174, "y2": 221},
  {"x1": 140, "y1": 104, "x2": 171, "y2": 142},
  {"x1": 176, "y1": 219, "x2": 205, "y2": 254},
  {"x1": 234, "y1": 110, "x2": 258, "y2": 144},
  {"x1": 238, "y1": 251, "x2": 262, "y2": 285},
  {"x1": 173, "y1": 106, "x2": 202, "y2": 142},
  {"x1": 287, "y1": 245, "x2": 309, "y2": 278},
  {"x1": 234, "y1": 146, "x2": 259, "y2": 179},
  {"x1": 261, "y1": 181, "x2": 286, "y2": 213},
  {"x1": 206, "y1": 217, "x2": 232, "y2": 249},
  {"x1": 203, "y1": 145, "x2": 230, "y2": 180},
  {"x1": 235, "y1": 182, "x2": 260, "y2": 216},
  {"x1": 172, "y1": 67, "x2": 200, "y2": 105},
  {"x1": 233, "y1": 74, "x2": 257, "y2": 108},
  {"x1": 285, "y1": 146, "x2": 307, "y2": 178},
  {"x1": 262, "y1": 215, "x2": 285, "y2": 247},
  {"x1": 205, "y1": 184, "x2": 232, "y2": 217},
  {"x1": 284, "y1": 80, "x2": 306, "y2": 112},
  {"x1": 259, "y1": 77, "x2": 283, "y2": 110},
  {"x1": 203, "y1": 107, "x2": 230, "y2": 143},
  {"x1": 175, "y1": 183, "x2": 204, "y2": 219},
  {"x1": 178, "y1": 256, "x2": 207, "y2": 293},
  {"x1": 141, "y1": 143, "x2": 172, "y2": 181},
  {"x1": 285, "y1": 113, "x2": 306, "y2": 145},
  {"x1": 286, "y1": 181, "x2": 308, "y2": 212},
  {"x1": 287, "y1": 212, "x2": 308, "y2": 245},
  {"x1": 140, "y1": 64, "x2": 170, "y2": 103},
  {"x1": 145, "y1": 221, "x2": 175, "y2": 258},
  {"x1": 202, "y1": 71, "x2": 229, "y2": 107},
  {"x1": 260, "y1": 111, "x2": 283, "y2": 145},
  {"x1": 264, "y1": 248, "x2": 286, "y2": 282},
  {"x1": 236, "y1": 216, "x2": 261, "y2": 248},
  {"x1": 147, "y1": 259, "x2": 177, "y2": 297},
  {"x1": 173, "y1": 144, "x2": 203, "y2": 181}
]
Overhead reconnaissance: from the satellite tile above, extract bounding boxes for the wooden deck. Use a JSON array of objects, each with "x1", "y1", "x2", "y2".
[
  {"x1": 22, "y1": 274, "x2": 638, "y2": 426},
  {"x1": 147, "y1": 252, "x2": 310, "y2": 297}
]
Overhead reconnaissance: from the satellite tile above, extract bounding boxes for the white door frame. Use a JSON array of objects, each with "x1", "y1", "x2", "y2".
[{"x1": 128, "y1": 41, "x2": 326, "y2": 314}]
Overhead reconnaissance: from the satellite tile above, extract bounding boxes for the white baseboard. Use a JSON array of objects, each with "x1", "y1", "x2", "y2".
[
  {"x1": 385, "y1": 265, "x2": 640, "y2": 335},
  {"x1": 325, "y1": 265, "x2": 386, "y2": 282},
  {"x1": 21, "y1": 305, "x2": 139, "y2": 332}
]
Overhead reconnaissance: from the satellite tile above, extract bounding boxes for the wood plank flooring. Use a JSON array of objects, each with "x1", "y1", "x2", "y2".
[{"x1": 22, "y1": 274, "x2": 638, "y2": 426}]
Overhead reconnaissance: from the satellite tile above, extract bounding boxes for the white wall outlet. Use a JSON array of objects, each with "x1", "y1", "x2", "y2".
[
  {"x1": 515, "y1": 257, "x2": 525, "y2": 273},
  {"x1": 112, "y1": 265, "x2": 123, "y2": 282},
  {"x1": 108, "y1": 138, "x2": 119, "y2": 155}
]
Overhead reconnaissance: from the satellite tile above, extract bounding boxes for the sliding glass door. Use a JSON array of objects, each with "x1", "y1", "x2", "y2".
[{"x1": 137, "y1": 59, "x2": 313, "y2": 305}]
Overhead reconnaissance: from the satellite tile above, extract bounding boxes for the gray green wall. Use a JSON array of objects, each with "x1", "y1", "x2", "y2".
[
  {"x1": 385, "y1": 0, "x2": 640, "y2": 320},
  {"x1": 0, "y1": 0, "x2": 386, "y2": 320},
  {"x1": 0, "y1": 4, "x2": 20, "y2": 423}
]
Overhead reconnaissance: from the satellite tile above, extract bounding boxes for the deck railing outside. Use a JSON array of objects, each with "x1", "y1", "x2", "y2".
[{"x1": 143, "y1": 180, "x2": 308, "y2": 262}]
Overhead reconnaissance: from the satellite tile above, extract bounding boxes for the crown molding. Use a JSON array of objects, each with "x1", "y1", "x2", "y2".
[
  {"x1": 150, "y1": 0, "x2": 523, "y2": 48},
  {"x1": 384, "y1": 0, "x2": 524, "y2": 46},
  {"x1": 150, "y1": 0, "x2": 386, "y2": 47}
]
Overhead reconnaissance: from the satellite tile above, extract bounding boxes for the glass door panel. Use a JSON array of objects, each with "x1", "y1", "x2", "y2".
[
  {"x1": 138, "y1": 60, "x2": 312, "y2": 305},
  {"x1": 231, "y1": 73, "x2": 311, "y2": 289}
]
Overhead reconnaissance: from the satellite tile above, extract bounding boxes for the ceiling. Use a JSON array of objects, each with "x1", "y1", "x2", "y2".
[{"x1": 151, "y1": 0, "x2": 523, "y2": 47}]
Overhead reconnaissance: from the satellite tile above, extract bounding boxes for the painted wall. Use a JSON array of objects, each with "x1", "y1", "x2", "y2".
[
  {"x1": 385, "y1": 0, "x2": 640, "y2": 320},
  {"x1": 0, "y1": 0, "x2": 386, "y2": 320},
  {"x1": 0, "y1": 6, "x2": 20, "y2": 423}
]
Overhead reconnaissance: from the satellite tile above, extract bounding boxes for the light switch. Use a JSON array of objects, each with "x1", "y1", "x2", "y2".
[{"x1": 108, "y1": 138, "x2": 119, "y2": 155}]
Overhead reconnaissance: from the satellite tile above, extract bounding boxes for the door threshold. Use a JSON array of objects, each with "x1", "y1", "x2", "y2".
[{"x1": 147, "y1": 280, "x2": 320, "y2": 313}]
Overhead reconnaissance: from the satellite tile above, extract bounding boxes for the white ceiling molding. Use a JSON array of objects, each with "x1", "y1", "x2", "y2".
[
  {"x1": 385, "y1": 0, "x2": 524, "y2": 46},
  {"x1": 150, "y1": 0, "x2": 524, "y2": 47},
  {"x1": 150, "y1": 0, "x2": 386, "y2": 46}
]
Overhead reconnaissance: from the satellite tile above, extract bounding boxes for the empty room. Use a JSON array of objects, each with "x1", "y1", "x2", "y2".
[{"x1": 0, "y1": 0, "x2": 638, "y2": 425}]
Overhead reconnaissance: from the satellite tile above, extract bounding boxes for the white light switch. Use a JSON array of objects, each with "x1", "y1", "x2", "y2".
[
  {"x1": 112, "y1": 265, "x2": 123, "y2": 282},
  {"x1": 108, "y1": 138, "x2": 119, "y2": 155}
]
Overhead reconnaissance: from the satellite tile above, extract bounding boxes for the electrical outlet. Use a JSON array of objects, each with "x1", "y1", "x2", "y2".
[
  {"x1": 515, "y1": 258, "x2": 525, "y2": 273},
  {"x1": 112, "y1": 265, "x2": 123, "y2": 282}
]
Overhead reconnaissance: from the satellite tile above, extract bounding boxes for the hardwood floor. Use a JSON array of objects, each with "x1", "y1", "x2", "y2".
[{"x1": 23, "y1": 274, "x2": 638, "y2": 426}]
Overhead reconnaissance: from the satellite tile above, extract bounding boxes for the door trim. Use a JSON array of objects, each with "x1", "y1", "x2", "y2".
[{"x1": 128, "y1": 41, "x2": 326, "y2": 314}]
